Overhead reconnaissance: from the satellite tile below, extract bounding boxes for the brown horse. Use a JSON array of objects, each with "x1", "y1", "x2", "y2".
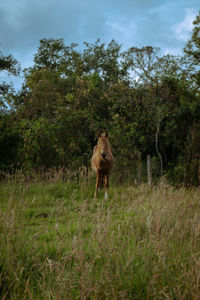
[{"x1": 91, "y1": 132, "x2": 114, "y2": 199}]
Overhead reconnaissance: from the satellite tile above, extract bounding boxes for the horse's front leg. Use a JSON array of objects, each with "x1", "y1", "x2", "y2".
[
  {"x1": 94, "y1": 170, "x2": 100, "y2": 199},
  {"x1": 104, "y1": 174, "x2": 109, "y2": 200}
]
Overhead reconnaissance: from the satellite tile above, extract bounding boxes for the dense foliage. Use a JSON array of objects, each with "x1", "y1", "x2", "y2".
[{"x1": 1, "y1": 12, "x2": 200, "y2": 184}]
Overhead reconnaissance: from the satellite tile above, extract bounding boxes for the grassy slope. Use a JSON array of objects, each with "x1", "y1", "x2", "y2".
[{"x1": 0, "y1": 179, "x2": 200, "y2": 299}]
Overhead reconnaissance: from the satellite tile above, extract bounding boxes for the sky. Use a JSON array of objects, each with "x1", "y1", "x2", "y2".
[{"x1": 0, "y1": 0, "x2": 199, "y2": 90}]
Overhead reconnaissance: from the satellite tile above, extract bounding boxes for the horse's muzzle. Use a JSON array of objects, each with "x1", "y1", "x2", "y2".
[{"x1": 102, "y1": 153, "x2": 106, "y2": 159}]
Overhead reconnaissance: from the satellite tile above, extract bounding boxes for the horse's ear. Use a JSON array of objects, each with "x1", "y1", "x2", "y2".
[
  {"x1": 102, "y1": 128, "x2": 108, "y2": 137},
  {"x1": 98, "y1": 132, "x2": 102, "y2": 138}
]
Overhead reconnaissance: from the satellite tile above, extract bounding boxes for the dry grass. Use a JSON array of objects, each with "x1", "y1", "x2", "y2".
[{"x1": 0, "y1": 178, "x2": 200, "y2": 299}]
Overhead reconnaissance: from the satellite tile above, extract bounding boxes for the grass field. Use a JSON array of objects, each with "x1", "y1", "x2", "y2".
[{"x1": 0, "y1": 176, "x2": 200, "y2": 299}]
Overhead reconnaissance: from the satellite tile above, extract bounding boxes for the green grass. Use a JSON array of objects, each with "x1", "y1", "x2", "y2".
[{"x1": 0, "y1": 178, "x2": 200, "y2": 299}]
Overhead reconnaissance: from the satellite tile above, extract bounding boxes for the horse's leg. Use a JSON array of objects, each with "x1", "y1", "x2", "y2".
[
  {"x1": 100, "y1": 174, "x2": 104, "y2": 189},
  {"x1": 104, "y1": 174, "x2": 109, "y2": 200},
  {"x1": 94, "y1": 170, "x2": 100, "y2": 199}
]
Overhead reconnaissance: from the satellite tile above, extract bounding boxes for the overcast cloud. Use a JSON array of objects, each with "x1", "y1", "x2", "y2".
[{"x1": 0, "y1": 0, "x2": 199, "y2": 90}]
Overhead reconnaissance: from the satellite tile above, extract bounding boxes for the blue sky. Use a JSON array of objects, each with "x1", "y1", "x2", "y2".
[{"x1": 0, "y1": 0, "x2": 199, "y2": 90}]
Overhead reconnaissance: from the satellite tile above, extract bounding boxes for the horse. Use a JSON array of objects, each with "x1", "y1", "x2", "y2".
[{"x1": 91, "y1": 132, "x2": 114, "y2": 199}]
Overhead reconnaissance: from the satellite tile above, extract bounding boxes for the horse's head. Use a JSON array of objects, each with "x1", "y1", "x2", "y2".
[{"x1": 97, "y1": 132, "x2": 109, "y2": 159}]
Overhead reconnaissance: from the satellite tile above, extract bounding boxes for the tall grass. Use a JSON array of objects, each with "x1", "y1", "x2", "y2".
[{"x1": 0, "y1": 176, "x2": 200, "y2": 299}]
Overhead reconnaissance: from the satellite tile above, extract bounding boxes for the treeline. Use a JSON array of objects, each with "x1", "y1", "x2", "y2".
[{"x1": 0, "y1": 12, "x2": 200, "y2": 184}]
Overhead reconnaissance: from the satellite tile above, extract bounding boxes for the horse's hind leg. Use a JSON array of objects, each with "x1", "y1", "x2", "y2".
[{"x1": 100, "y1": 174, "x2": 104, "y2": 189}]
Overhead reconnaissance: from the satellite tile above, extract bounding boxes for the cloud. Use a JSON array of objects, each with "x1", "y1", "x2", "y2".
[
  {"x1": 173, "y1": 9, "x2": 196, "y2": 42},
  {"x1": 1, "y1": 0, "x2": 158, "y2": 68},
  {"x1": 0, "y1": 0, "x2": 107, "y2": 54},
  {"x1": 0, "y1": 0, "x2": 199, "y2": 90},
  {"x1": 105, "y1": 17, "x2": 138, "y2": 49}
]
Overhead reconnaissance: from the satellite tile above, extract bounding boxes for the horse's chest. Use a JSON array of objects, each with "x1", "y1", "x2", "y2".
[{"x1": 99, "y1": 159, "x2": 111, "y2": 172}]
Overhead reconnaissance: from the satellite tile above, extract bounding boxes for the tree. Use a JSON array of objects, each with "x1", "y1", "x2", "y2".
[
  {"x1": 83, "y1": 39, "x2": 127, "y2": 85},
  {"x1": 1, "y1": 35, "x2": 199, "y2": 184},
  {"x1": 0, "y1": 50, "x2": 20, "y2": 172},
  {"x1": 0, "y1": 50, "x2": 20, "y2": 109},
  {"x1": 122, "y1": 46, "x2": 160, "y2": 85},
  {"x1": 184, "y1": 11, "x2": 200, "y2": 65},
  {"x1": 184, "y1": 11, "x2": 200, "y2": 89}
]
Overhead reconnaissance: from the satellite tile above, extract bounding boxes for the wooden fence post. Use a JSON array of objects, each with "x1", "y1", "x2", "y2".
[
  {"x1": 147, "y1": 155, "x2": 152, "y2": 186},
  {"x1": 198, "y1": 156, "x2": 200, "y2": 187}
]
